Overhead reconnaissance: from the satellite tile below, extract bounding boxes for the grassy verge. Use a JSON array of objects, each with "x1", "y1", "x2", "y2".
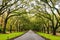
[
  {"x1": 37, "y1": 32, "x2": 60, "y2": 40},
  {"x1": 0, "y1": 32, "x2": 24, "y2": 40}
]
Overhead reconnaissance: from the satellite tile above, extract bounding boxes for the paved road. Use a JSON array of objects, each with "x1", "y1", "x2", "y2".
[{"x1": 14, "y1": 30, "x2": 46, "y2": 40}]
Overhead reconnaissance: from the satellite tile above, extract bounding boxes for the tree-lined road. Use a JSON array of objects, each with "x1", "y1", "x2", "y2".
[{"x1": 14, "y1": 30, "x2": 46, "y2": 40}]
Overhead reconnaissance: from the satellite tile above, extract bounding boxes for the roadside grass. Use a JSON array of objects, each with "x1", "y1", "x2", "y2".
[
  {"x1": 0, "y1": 32, "x2": 24, "y2": 40},
  {"x1": 37, "y1": 32, "x2": 60, "y2": 40}
]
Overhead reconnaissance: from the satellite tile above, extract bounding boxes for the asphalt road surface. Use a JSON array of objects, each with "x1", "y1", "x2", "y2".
[{"x1": 14, "y1": 30, "x2": 46, "y2": 40}]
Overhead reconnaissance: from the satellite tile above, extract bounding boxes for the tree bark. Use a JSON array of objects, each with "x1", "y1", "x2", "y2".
[
  {"x1": 52, "y1": 29, "x2": 56, "y2": 35},
  {"x1": 10, "y1": 25, "x2": 12, "y2": 33},
  {"x1": 43, "y1": 27, "x2": 45, "y2": 33},
  {"x1": 2, "y1": 18, "x2": 7, "y2": 33},
  {"x1": 47, "y1": 27, "x2": 49, "y2": 34}
]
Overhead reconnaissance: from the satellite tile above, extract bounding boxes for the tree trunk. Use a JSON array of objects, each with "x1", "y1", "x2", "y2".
[
  {"x1": 3, "y1": 18, "x2": 7, "y2": 33},
  {"x1": 43, "y1": 27, "x2": 45, "y2": 33},
  {"x1": 19, "y1": 26, "x2": 20, "y2": 32},
  {"x1": 47, "y1": 27, "x2": 49, "y2": 34},
  {"x1": 52, "y1": 29, "x2": 56, "y2": 35},
  {"x1": 10, "y1": 25, "x2": 12, "y2": 33},
  {"x1": 16, "y1": 26, "x2": 18, "y2": 32},
  {"x1": 52, "y1": 26, "x2": 56, "y2": 35},
  {"x1": 42, "y1": 27, "x2": 44, "y2": 32}
]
